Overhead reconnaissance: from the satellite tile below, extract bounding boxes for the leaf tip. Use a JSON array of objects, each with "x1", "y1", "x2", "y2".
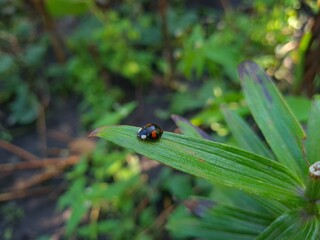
[
  {"x1": 238, "y1": 60, "x2": 259, "y2": 81},
  {"x1": 171, "y1": 114, "x2": 179, "y2": 121},
  {"x1": 88, "y1": 127, "x2": 104, "y2": 138},
  {"x1": 220, "y1": 104, "x2": 228, "y2": 112}
]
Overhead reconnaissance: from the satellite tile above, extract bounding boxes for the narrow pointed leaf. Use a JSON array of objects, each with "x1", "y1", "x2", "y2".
[
  {"x1": 90, "y1": 125, "x2": 304, "y2": 205},
  {"x1": 257, "y1": 209, "x2": 319, "y2": 240},
  {"x1": 222, "y1": 107, "x2": 274, "y2": 159},
  {"x1": 306, "y1": 96, "x2": 320, "y2": 164},
  {"x1": 238, "y1": 61, "x2": 307, "y2": 180},
  {"x1": 171, "y1": 114, "x2": 213, "y2": 140},
  {"x1": 167, "y1": 204, "x2": 273, "y2": 239}
]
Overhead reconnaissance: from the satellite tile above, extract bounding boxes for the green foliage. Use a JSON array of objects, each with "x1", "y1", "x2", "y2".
[
  {"x1": 93, "y1": 62, "x2": 320, "y2": 238},
  {"x1": 173, "y1": 0, "x2": 304, "y2": 124},
  {"x1": 167, "y1": 204, "x2": 274, "y2": 239},
  {"x1": 58, "y1": 141, "x2": 209, "y2": 239},
  {"x1": 58, "y1": 143, "x2": 148, "y2": 239},
  {"x1": 239, "y1": 61, "x2": 307, "y2": 181},
  {"x1": 93, "y1": 11, "x2": 156, "y2": 85},
  {"x1": 0, "y1": 202, "x2": 24, "y2": 240},
  {"x1": 65, "y1": 6, "x2": 163, "y2": 88},
  {"x1": 170, "y1": 81, "x2": 217, "y2": 115},
  {"x1": 0, "y1": 0, "x2": 49, "y2": 125},
  {"x1": 177, "y1": 1, "x2": 300, "y2": 82},
  {"x1": 92, "y1": 125, "x2": 304, "y2": 204},
  {"x1": 46, "y1": 0, "x2": 88, "y2": 17},
  {"x1": 221, "y1": 107, "x2": 274, "y2": 159},
  {"x1": 2, "y1": 0, "x2": 318, "y2": 239},
  {"x1": 306, "y1": 96, "x2": 320, "y2": 165}
]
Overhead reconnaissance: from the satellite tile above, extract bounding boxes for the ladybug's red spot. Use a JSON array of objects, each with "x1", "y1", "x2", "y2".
[{"x1": 151, "y1": 131, "x2": 157, "y2": 138}]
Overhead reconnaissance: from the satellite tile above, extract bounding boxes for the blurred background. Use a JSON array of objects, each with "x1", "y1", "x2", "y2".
[{"x1": 0, "y1": 0, "x2": 319, "y2": 239}]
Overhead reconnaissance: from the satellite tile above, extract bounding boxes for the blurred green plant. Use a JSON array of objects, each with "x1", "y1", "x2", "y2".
[
  {"x1": 0, "y1": 0, "x2": 49, "y2": 125},
  {"x1": 171, "y1": 0, "x2": 308, "y2": 124},
  {"x1": 178, "y1": 0, "x2": 301, "y2": 82},
  {"x1": 58, "y1": 142, "x2": 147, "y2": 239},
  {"x1": 58, "y1": 141, "x2": 211, "y2": 239},
  {"x1": 0, "y1": 202, "x2": 24, "y2": 240},
  {"x1": 91, "y1": 61, "x2": 320, "y2": 238},
  {"x1": 1, "y1": 1, "x2": 318, "y2": 239}
]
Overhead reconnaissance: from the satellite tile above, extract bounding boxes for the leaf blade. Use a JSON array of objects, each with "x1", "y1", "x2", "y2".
[
  {"x1": 222, "y1": 107, "x2": 274, "y2": 159},
  {"x1": 91, "y1": 125, "x2": 304, "y2": 205},
  {"x1": 238, "y1": 61, "x2": 307, "y2": 180},
  {"x1": 257, "y1": 209, "x2": 319, "y2": 240},
  {"x1": 171, "y1": 114, "x2": 213, "y2": 140},
  {"x1": 167, "y1": 204, "x2": 273, "y2": 239},
  {"x1": 306, "y1": 96, "x2": 320, "y2": 164}
]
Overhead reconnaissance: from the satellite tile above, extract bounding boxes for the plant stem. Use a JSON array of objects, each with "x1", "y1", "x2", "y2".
[
  {"x1": 304, "y1": 161, "x2": 320, "y2": 215},
  {"x1": 159, "y1": 0, "x2": 174, "y2": 85},
  {"x1": 32, "y1": 0, "x2": 66, "y2": 63},
  {"x1": 305, "y1": 161, "x2": 320, "y2": 200}
]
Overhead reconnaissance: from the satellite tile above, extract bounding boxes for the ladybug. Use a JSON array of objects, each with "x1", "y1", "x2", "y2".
[{"x1": 137, "y1": 123, "x2": 163, "y2": 141}]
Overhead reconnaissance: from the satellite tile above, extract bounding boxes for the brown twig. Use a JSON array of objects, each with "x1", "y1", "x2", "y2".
[
  {"x1": 137, "y1": 204, "x2": 175, "y2": 237},
  {"x1": 31, "y1": 0, "x2": 66, "y2": 62},
  {"x1": 159, "y1": 0, "x2": 174, "y2": 85},
  {"x1": 0, "y1": 156, "x2": 80, "y2": 172},
  {"x1": 48, "y1": 129, "x2": 73, "y2": 143},
  {"x1": 219, "y1": 0, "x2": 231, "y2": 13},
  {"x1": 37, "y1": 104, "x2": 47, "y2": 158},
  {"x1": 0, "y1": 186, "x2": 54, "y2": 201},
  {"x1": 8, "y1": 156, "x2": 80, "y2": 191},
  {"x1": 302, "y1": 11, "x2": 320, "y2": 97},
  {"x1": 0, "y1": 139, "x2": 39, "y2": 161},
  {"x1": 12, "y1": 168, "x2": 63, "y2": 190}
]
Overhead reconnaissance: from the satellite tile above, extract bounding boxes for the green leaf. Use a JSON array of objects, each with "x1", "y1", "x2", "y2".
[
  {"x1": 221, "y1": 107, "x2": 274, "y2": 159},
  {"x1": 171, "y1": 114, "x2": 212, "y2": 140},
  {"x1": 90, "y1": 125, "x2": 304, "y2": 205},
  {"x1": 205, "y1": 37, "x2": 240, "y2": 82},
  {"x1": 256, "y1": 209, "x2": 319, "y2": 239},
  {"x1": 92, "y1": 101, "x2": 137, "y2": 128},
  {"x1": 167, "y1": 204, "x2": 273, "y2": 239},
  {"x1": 24, "y1": 44, "x2": 47, "y2": 66},
  {"x1": 163, "y1": 174, "x2": 193, "y2": 200},
  {"x1": 0, "y1": 54, "x2": 15, "y2": 75},
  {"x1": 238, "y1": 61, "x2": 307, "y2": 181},
  {"x1": 286, "y1": 96, "x2": 311, "y2": 122},
  {"x1": 58, "y1": 177, "x2": 88, "y2": 236},
  {"x1": 306, "y1": 96, "x2": 320, "y2": 164},
  {"x1": 9, "y1": 84, "x2": 40, "y2": 125},
  {"x1": 45, "y1": 0, "x2": 88, "y2": 17}
]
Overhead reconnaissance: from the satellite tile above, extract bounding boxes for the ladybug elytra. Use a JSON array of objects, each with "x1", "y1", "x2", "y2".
[{"x1": 137, "y1": 123, "x2": 163, "y2": 141}]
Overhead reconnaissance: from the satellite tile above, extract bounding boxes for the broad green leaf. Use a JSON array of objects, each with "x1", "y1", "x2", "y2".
[
  {"x1": 306, "y1": 96, "x2": 320, "y2": 164},
  {"x1": 210, "y1": 184, "x2": 288, "y2": 217},
  {"x1": 238, "y1": 61, "x2": 307, "y2": 181},
  {"x1": 90, "y1": 125, "x2": 304, "y2": 205},
  {"x1": 257, "y1": 209, "x2": 319, "y2": 240},
  {"x1": 171, "y1": 114, "x2": 213, "y2": 140},
  {"x1": 167, "y1": 204, "x2": 273, "y2": 239},
  {"x1": 222, "y1": 107, "x2": 274, "y2": 159}
]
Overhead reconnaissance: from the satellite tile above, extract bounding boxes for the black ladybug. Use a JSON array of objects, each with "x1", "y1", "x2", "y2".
[{"x1": 137, "y1": 123, "x2": 163, "y2": 141}]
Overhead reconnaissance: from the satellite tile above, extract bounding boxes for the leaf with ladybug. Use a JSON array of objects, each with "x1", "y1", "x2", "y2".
[{"x1": 89, "y1": 125, "x2": 304, "y2": 206}]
